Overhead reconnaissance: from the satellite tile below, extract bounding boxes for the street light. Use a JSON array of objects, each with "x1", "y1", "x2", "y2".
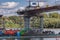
[{"x1": 26, "y1": 0, "x2": 32, "y2": 7}]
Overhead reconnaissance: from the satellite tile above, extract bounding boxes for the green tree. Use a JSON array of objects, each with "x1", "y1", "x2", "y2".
[{"x1": 49, "y1": 12, "x2": 59, "y2": 18}]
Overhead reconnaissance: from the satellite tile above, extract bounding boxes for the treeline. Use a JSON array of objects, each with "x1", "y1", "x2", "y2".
[
  {"x1": 0, "y1": 12, "x2": 60, "y2": 28},
  {"x1": 43, "y1": 12, "x2": 60, "y2": 28}
]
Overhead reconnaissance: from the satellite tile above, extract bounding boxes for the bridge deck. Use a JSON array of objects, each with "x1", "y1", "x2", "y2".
[{"x1": 17, "y1": 5, "x2": 60, "y2": 15}]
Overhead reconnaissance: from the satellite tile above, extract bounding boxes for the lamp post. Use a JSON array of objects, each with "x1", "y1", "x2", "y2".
[{"x1": 27, "y1": 0, "x2": 31, "y2": 7}]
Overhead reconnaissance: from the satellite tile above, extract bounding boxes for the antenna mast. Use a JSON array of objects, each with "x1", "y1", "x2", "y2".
[
  {"x1": 37, "y1": 0, "x2": 40, "y2": 7},
  {"x1": 28, "y1": 0, "x2": 31, "y2": 7}
]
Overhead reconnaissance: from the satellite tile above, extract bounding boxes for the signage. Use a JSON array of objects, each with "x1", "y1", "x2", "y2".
[{"x1": 30, "y1": 2, "x2": 38, "y2": 6}]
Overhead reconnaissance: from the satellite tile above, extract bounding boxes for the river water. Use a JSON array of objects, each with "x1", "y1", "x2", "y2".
[
  {"x1": 44, "y1": 29, "x2": 60, "y2": 40},
  {"x1": 31, "y1": 29, "x2": 60, "y2": 40},
  {"x1": 1, "y1": 29, "x2": 60, "y2": 40}
]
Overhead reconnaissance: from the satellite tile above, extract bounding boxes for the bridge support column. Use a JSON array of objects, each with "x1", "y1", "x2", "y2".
[
  {"x1": 24, "y1": 16, "x2": 31, "y2": 40},
  {"x1": 40, "y1": 15, "x2": 44, "y2": 33},
  {"x1": 40, "y1": 14, "x2": 44, "y2": 40},
  {"x1": 24, "y1": 16, "x2": 30, "y2": 29}
]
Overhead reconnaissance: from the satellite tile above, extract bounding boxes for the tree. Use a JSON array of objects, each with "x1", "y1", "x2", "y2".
[
  {"x1": 43, "y1": 13, "x2": 48, "y2": 18},
  {"x1": 49, "y1": 12, "x2": 59, "y2": 18}
]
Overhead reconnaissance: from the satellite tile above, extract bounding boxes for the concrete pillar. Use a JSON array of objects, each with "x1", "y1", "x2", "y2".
[
  {"x1": 30, "y1": 15, "x2": 44, "y2": 40},
  {"x1": 23, "y1": 14, "x2": 44, "y2": 40},
  {"x1": 39, "y1": 14, "x2": 44, "y2": 40},
  {"x1": 40, "y1": 16, "x2": 44, "y2": 33},
  {"x1": 24, "y1": 16, "x2": 30, "y2": 29}
]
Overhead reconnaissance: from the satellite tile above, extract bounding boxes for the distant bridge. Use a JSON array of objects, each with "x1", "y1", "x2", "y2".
[{"x1": 17, "y1": 5, "x2": 60, "y2": 16}]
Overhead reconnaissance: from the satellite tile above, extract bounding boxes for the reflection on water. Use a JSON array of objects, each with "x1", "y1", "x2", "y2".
[
  {"x1": 44, "y1": 38, "x2": 60, "y2": 40},
  {"x1": 31, "y1": 38, "x2": 59, "y2": 40},
  {"x1": 44, "y1": 38, "x2": 57, "y2": 40},
  {"x1": 0, "y1": 29, "x2": 60, "y2": 40},
  {"x1": 0, "y1": 38, "x2": 60, "y2": 40},
  {"x1": 44, "y1": 29, "x2": 60, "y2": 40}
]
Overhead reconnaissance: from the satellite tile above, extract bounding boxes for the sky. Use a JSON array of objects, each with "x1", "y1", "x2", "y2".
[{"x1": 0, "y1": 0, "x2": 60, "y2": 16}]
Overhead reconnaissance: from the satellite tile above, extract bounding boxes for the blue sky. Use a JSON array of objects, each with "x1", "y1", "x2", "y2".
[
  {"x1": 0, "y1": 0, "x2": 60, "y2": 7},
  {"x1": 0, "y1": 0, "x2": 60, "y2": 16}
]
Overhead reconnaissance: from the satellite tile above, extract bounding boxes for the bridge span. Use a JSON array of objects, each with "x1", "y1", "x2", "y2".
[{"x1": 17, "y1": 5, "x2": 60, "y2": 16}]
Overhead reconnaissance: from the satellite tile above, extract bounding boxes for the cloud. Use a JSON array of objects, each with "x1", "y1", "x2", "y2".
[
  {"x1": 0, "y1": 2, "x2": 20, "y2": 16},
  {"x1": 39, "y1": 2, "x2": 48, "y2": 7},
  {"x1": 0, "y1": 2, "x2": 19, "y2": 8},
  {"x1": 56, "y1": 0, "x2": 59, "y2": 1},
  {"x1": 0, "y1": 8, "x2": 19, "y2": 16},
  {"x1": 39, "y1": 2, "x2": 45, "y2": 6},
  {"x1": 18, "y1": 7, "x2": 25, "y2": 11},
  {"x1": 19, "y1": 7, "x2": 25, "y2": 10}
]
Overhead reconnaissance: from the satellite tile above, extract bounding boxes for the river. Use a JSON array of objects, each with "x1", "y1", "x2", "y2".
[
  {"x1": 44, "y1": 29, "x2": 60, "y2": 40},
  {"x1": 31, "y1": 29, "x2": 60, "y2": 40}
]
